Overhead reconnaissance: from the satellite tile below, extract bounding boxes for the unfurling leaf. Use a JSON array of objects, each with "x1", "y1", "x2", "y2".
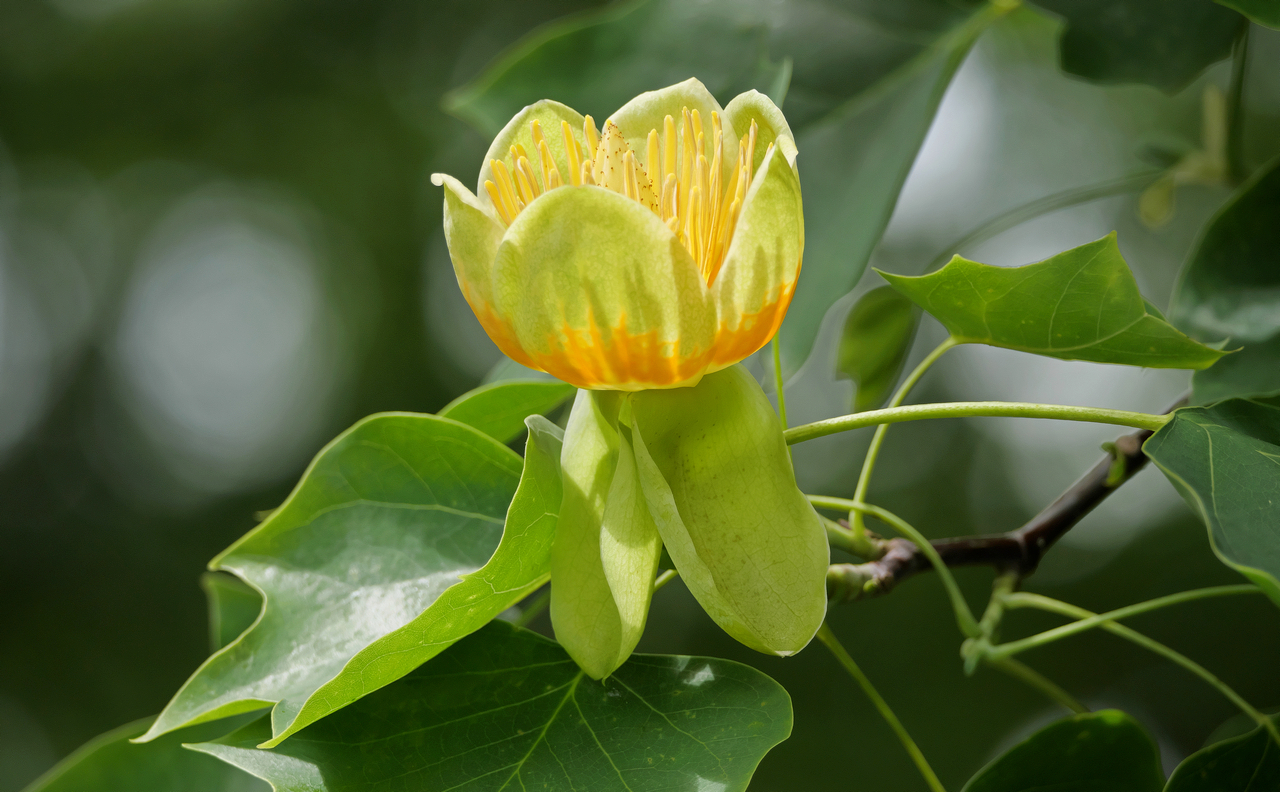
[
  {"x1": 631, "y1": 365, "x2": 828, "y2": 656},
  {"x1": 962, "y1": 710, "x2": 1164, "y2": 792},
  {"x1": 438, "y1": 378, "x2": 574, "y2": 444},
  {"x1": 880, "y1": 233, "x2": 1224, "y2": 369},
  {"x1": 190, "y1": 621, "x2": 794, "y2": 792},
  {"x1": 1144, "y1": 395, "x2": 1280, "y2": 608},
  {"x1": 837, "y1": 286, "x2": 919, "y2": 412}
]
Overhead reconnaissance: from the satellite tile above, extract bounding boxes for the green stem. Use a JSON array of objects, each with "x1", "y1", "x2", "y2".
[
  {"x1": 923, "y1": 172, "x2": 1160, "y2": 274},
  {"x1": 985, "y1": 656, "x2": 1089, "y2": 714},
  {"x1": 988, "y1": 586, "x2": 1262, "y2": 661},
  {"x1": 810, "y1": 496, "x2": 980, "y2": 638},
  {"x1": 653, "y1": 569, "x2": 679, "y2": 592},
  {"x1": 821, "y1": 514, "x2": 888, "y2": 560},
  {"x1": 850, "y1": 338, "x2": 957, "y2": 538},
  {"x1": 817, "y1": 623, "x2": 947, "y2": 792},
  {"x1": 771, "y1": 336, "x2": 788, "y2": 430},
  {"x1": 786, "y1": 402, "x2": 1168, "y2": 445},
  {"x1": 1227, "y1": 25, "x2": 1250, "y2": 184},
  {"x1": 1002, "y1": 592, "x2": 1280, "y2": 745}
]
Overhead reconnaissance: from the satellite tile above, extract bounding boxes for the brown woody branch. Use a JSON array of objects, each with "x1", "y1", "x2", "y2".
[{"x1": 827, "y1": 403, "x2": 1182, "y2": 603}]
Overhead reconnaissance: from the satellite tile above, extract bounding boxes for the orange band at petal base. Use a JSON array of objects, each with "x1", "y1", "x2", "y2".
[{"x1": 710, "y1": 276, "x2": 797, "y2": 369}]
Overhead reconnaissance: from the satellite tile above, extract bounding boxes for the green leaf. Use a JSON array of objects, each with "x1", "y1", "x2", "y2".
[
  {"x1": 836, "y1": 286, "x2": 920, "y2": 412},
  {"x1": 23, "y1": 717, "x2": 267, "y2": 792},
  {"x1": 189, "y1": 621, "x2": 793, "y2": 792},
  {"x1": 880, "y1": 233, "x2": 1225, "y2": 369},
  {"x1": 443, "y1": 0, "x2": 1003, "y2": 373},
  {"x1": 1172, "y1": 156, "x2": 1280, "y2": 344},
  {"x1": 1193, "y1": 333, "x2": 1280, "y2": 404},
  {"x1": 1029, "y1": 0, "x2": 1245, "y2": 93},
  {"x1": 962, "y1": 710, "x2": 1164, "y2": 792},
  {"x1": 140, "y1": 413, "x2": 526, "y2": 746},
  {"x1": 438, "y1": 378, "x2": 575, "y2": 444},
  {"x1": 201, "y1": 572, "x2": 262, "y2": 653},
  {"x1": 1165, "y1": 716, "x2": 1280, "y2": 791},
  {"x1": 1144, "y1": 396, "x2": 1280, "y2": 607},
  {"x1": 1216, "y1": 0, "x2": 1280, "y2": 29}
]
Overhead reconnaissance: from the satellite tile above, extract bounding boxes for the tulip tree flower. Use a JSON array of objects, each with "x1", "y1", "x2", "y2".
[{"x1": 434, "y1": 79, "x2": 826, "y2": 679}]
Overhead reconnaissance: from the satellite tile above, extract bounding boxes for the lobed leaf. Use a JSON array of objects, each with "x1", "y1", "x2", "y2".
[
  {"x1": 836, "y1": 285, "x2": 920, "y2": 412},
  {"x1": 1144, "y1": 396, "x2": 1280, "y2": 607},
  {"x1": 962, "y1": 710, "x2": 1164, "y2": 792},
  {"x1": 1029, "y1": 0, "x2": 1245, "y2": 93},
  {"x1": 201, "y1": 573, "x2": 262, "y2": 654},
  {"x1": 140, "y1": 413, "x2": 537, "y2": 747},
  {"x1": 1172, "y1": 155, "x2": 1280, "y2": 344},
  {"x1": 189, "y1": 621, "x2": 793, "y2": 792},
  {"x1": 437, "y1": 378, "x2": 575, "y2": 444},
  {"x1": 880, "y1": 233, "x2": 1225, "y2": 369},
  {"x1": 1165, "y1": 715, "x2": 1280, "y2": 791}
]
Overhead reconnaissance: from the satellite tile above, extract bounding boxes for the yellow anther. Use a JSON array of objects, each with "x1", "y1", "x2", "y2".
[
  {"x1": 484, "y1": 180, "x2": 514, "y2": 225},
  {"x1": 530, "y1": 119, "x2": 546, "y2": 156},
  {"x1": 537, "y1": 139, "x2": 561, "y2": 192},
  {"x1": 514, "y1": 157, "x2": 539, "y2": 204},
  {"x1": 691, "y1": 109, "x2": 704, "y2": 156},
  {"x1": 662, "y1": 115, "x2": 678, "y2": 184},
  {"x1": 562, "y1": 121, "x2": 582, "y2": 186},
  {"x1": 583, "y1": 115, "x2": 599, "y2": 155},
  {"x1": 580, "y1": 160, "x2": 594, "y2": 186},
  {"x1": 490, "y1": 159, "x2": 521, "y2": 221},
  {"x1": 548, "y1": 168, "x2": 563, "y2": 189},
  {"x1": 623, "y1": 151, "x2": 639, "y2": 201},
  {"x1": 647, "y1": 130, "x2": 661, "y2": 184}
]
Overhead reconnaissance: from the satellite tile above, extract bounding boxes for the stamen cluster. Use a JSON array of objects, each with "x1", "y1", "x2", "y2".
[{"x1": 484, "y1": 109, "x2": 767, "y2": 285}]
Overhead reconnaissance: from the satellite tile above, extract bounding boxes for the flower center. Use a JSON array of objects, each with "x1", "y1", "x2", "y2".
[{"x1": 484, "y1": 109, "x2": 769, "y2": 286}]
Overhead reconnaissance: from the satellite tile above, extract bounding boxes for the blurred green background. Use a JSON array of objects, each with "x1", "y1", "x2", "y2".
[{"x1": 2, "y1": 1, "x2": 1278, "y2": 789}]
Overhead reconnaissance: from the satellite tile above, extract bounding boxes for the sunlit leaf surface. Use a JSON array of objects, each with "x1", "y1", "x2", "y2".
[
  {"x1": 880, "y1": 233, "x2": 1224, "y2": 369},
  {"x1": 140, "y1": 413, "x2": 527, "y2": 746},
  {"x1": 961, "y1": 710, "x2": 1163, "y2": 792},
  {"x1": 191, "y1": 621, "x2": 793, "y2": 792},
  {"x1": 1145, "y1": 396, "x2": 1280, "y2": 607}
]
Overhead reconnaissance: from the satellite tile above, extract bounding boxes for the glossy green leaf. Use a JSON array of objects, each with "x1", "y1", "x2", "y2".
[
  {"x1": 837, "y1": 286, "x2": 920, "y2": 412},
  {"x1": 140, "y1": 413, "x2": 525, "y2": 747},
  {"x1": 23, "y1": 716, "x2": 266, "y2": 792},
  {"x1": 1172, "y1": 156, "x2": 1280, "y2": 344},
  {"x1": 1215, "y1": 0, "x2": 1280, "y2": 28},
  {"x1": 1030, "y1": 0, "x2": 1245, "y2": 93},
  {"x1": 190, "y1": 620, "x2": 793, "y2": 792},
  {"x1": 1144, "y1": 396, "x2": 1280, "y2": 607},
  {"x1": 880, "y1": 233, "x2": 1225, "y2": 369},
  {"x1": 444, "y1": 0, "x2": 1001, "y2": 373},
  {"x1": 631, "y1": 365, "x2": 828, "y2": 656},
  {"x1": 201, "y1": 573, "x2": 262, "y2": 653},
  {"x1": 962, "y1": 710, "x2": 1164, "y2": 792},
  {"x1": 438, "y1": 378, "x2": 575, "y2": 444},
  {"x1": 1193, "y1": 333, "x2": 1280, "y2": 404},
  {"x1": 1166, "y1": 716, "x2": 1280, "y2": 791}
]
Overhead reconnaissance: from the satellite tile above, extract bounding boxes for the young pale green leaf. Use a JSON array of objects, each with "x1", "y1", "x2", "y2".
[
  {"x1": 189, "y1": 621, "x2": 793, "y2": 792},
  {"x1": 437, "y1": 379, "x2": 575, "y2": 444},
  {"x1": 552, "y1": 390, "x2": 662, "y2": 680},
  {"x1": 1030, "y1": 0, "x2": 1245, "y2": 93},
  {"x1": 962, "y1": 710, "x2": 1164, "y2": 792},
  {"x1": 23, "y1": 716, "x2": 266, "y2": 792},
  {"x1": 1165, "y1": 715, "x2": 1280, "y2": 791},
  {"x1": 1193, "y1": 333, "x2": 1280, "y2": 404},
  {"x1": 1172, "y1": 156, "x2": 1280, "y2": 344},
  {"x1": 836, "y1": 286, "x2": 920, "y2": 412},
  {"x1": 1215, "y1": 0, "x2": 1280, "y2": 28},
  {"x1": 201, "y1": 573, "x2": 262, "y2": 653},
  {"x1": 443, "y1": 0, "x2": 1004, "y2": 375},
  {"x1": 631, "y1": 365, "x2": 828, "y2": 656},
  {"x1": 139, "y1": 413, "x2": 524, "y2": 747},
  {"x1": 880, "y1": 233, "x2": 1225, "y2": 369},
  {"x1": 1144, "y1": 396, "x2": 1280, "y2": 608}
]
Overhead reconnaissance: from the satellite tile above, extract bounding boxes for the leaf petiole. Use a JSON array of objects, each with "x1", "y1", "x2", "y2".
[{"x1": 786, "y1": 401, "x2": 1170, "y2": 445}]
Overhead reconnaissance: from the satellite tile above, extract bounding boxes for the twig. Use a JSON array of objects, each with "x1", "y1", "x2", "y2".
[{"x1": 827, "y1": 398, "x2": 1186, "y2": 602}]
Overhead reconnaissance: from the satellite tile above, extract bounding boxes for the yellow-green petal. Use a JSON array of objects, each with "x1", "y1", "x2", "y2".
[
  {"x1": 708, "y1": 142, "x2": 804, "y2": 368},
  {"x1": 631, "y1": 365, "x2": 828, "y2": 656},
  {"x1": 432, "y1": 173, "x2": 504, "y2": 309},
  {"x1": 477, "y1": 99, "x2": 588, "y2": 215},
  {"x1": 551, "y1": 391, "x2": 661, "y2": 679},
  {"x1": 723, "y1": 89, "x2": 798, "y2": 172},
  {"x1": 490, "y1": 184, "x2": 714, "y2": 390},
  {"x1": 609, "y1": 77, "x2": 737, "y2": 184}
]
